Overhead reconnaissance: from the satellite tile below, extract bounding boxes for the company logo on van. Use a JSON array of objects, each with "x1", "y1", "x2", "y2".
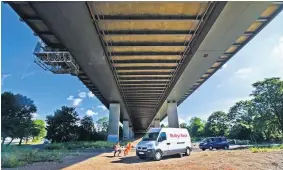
[{"x1": 169, "y1": 134, "x2": 187, "y2": 138}]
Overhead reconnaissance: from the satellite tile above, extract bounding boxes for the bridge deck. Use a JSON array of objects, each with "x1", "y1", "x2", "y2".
[{"x1": 8, "y1": 2, "x2": 283, "y2": 131}]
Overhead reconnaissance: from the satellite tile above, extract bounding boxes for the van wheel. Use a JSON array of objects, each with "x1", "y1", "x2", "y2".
[
  {"x1": 184, "y1": 148, "x2": 191, "y2": 156},
  {"x1": 209, "y1": 146, "x2": 213, "y2": 150},
  {"x1": 153, "y1": 150, "x2": 162, "y2": 161},
  {"x1": 202, "y1": 148, "x2": 206, "y2": 151}
]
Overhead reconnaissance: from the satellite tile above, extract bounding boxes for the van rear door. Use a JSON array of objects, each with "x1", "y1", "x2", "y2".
[{"x1": 167, "y1": 129, "x2": 188, "y2": 154}]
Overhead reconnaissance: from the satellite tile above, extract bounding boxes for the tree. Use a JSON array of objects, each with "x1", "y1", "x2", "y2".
[
  {"x1": 180, "y1": 123, "x2": 188, "y2": 129},
  {"x1": 79, "y1": 116, "x2": 95, "y2": 141},
  {"x1": 161, "y1": 124, "x2": 168, "y2": 128},
  {"x1": 96, "y1": 117, "x2": 108, "y2": 132},
  {"x1": 251, "y1": 77, "x2": 283, "y2": 133},
  {"x1": 1, "y1": 92, "x2": 18, "y2": 145},
  {"x1": 205, "y1": 111, "x2": 228, "y2": 136},
  {"x1": 32, "y1": 120, "x2": 47, "y2": 142},
  {"x1": 1, "y1": 92, "x2": 37, "y2": 145},
  {"x1": 46, "y1": 106, "x2": 80, "y2": 142},
  {"x1": 228, "y1": 100, "x2": 255, "y2": 140},
  {"x1": 188, "y1": 117, "x2": 205, "y2": 137}
]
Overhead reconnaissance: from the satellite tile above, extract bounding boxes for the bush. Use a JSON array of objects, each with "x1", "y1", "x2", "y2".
[
  {"x1": 1, "y1": 146, "x2": 62, "y2": 168},
  {"x1": 44, "y1": 141, "x2": 115, "y2": 150},
  {"x1": 249, "y1": 144, "x2": 283, "y2": 153},
  {"x1": 22, "y1": 150, "x2": 62, "y2": 163},
  {"x1": 44, "y1": 143, "x2": 65, "y2": 150},
  {"x1": 1, "y1": 152, "x2": 23, "y2": 168}
]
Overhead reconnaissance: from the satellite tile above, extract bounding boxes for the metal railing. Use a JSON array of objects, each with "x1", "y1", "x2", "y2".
[{"x1": 33, "y1": 40, "x2": 80, "y2": 76}]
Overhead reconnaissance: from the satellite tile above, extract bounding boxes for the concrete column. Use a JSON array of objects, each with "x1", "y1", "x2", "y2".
[
  {"x1": 129, "y1": 127, "x2": 133, "y2": 139},
  {"x1": 154, "y1": 119, "x2": 160, "y2": 127},
  {"x1": 123, "y1": 120, "x2": 129, "y2": 140},
  {"x1": 107, "y1": 103, "x2": 120, "y2": 142},
  {"x1": 167, "y1": 102, "x2": 179, "y2": 128}
]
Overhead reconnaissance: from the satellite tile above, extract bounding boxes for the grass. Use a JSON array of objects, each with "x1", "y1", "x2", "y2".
[
  {"x1": 2, "y1": 140, "x2": 132, "y2": 168},
  {"x1": 249, "y1": 144, "x2": 283, "y2": 153},
  {"x1": 1, "y1": 145, "x2": 64, "y2": 168},
  {"x1": 44, "y1": 141, "x2": 117, "y2": 150}
]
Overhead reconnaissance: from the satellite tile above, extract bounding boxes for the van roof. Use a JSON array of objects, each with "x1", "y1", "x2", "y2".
[{"x1": 148, "y1": 127, "x2": 188, "y2": 133}]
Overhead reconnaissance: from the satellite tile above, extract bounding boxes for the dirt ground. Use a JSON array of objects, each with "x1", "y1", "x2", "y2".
[{"x1": 7, "y1": 149, "x2": 283, "y2": 170}]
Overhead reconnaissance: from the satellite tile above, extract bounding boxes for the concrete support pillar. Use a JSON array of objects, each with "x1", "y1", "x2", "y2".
[
  {"x1": 150, "y1": 121, "x2": 154, "y2": 128},
  {"x1": 154, "y1": 119, "x2": 160, "y2": 127},
  {"x1": 123, "y1": 120, "x2": 129, "y2": 140},
  {"x1": 167, "y1": 102, "x2": 179, "y2": 128},
  {"x1": 129, "y1": 127, "x2": 133, "y2": 139},
  {"x1": 107, "y1": 103, "x2": 120, "y2": 142}
]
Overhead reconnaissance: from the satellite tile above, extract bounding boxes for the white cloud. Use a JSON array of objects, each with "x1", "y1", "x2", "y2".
[
  {"x1": 233, "y1": 67, "x2": 253, "y2": 80},
  {"x1": 86, "y1": 110, "x2": 98, "y2": 116},
  {"x1": 235, "y1": 68, "x2": 252, "y2": 75},
  {"x1": 1, "y1": 74, "x2": 11, "y2": 86},
  {"x1": 80, "y1": 108, "x2": 84, "y2": 111},
  {"x1": 73, "y1": 98, "x2": 82, "y2": 106},
  {"x1": 78, "y1": 92, "x2": 87, "y2": 98},
  {"x1": 67, "y1": 95, "x2": 74, "y2": 100},
  {"x1": 88, "y1": 91, "x2": 95, "y2": 98},
  {"x1": 21, "y1": 72, "x2": 35, "y2": 80},
  {"x1": 187, "y1": 116, "x2": 192, "y2": 122},
  {"x1": 179, "y1": 118, "x2": 185, "y2": 124},
  {"x1": 97, "y1": 105, "x2": 107, "y2": 111}
]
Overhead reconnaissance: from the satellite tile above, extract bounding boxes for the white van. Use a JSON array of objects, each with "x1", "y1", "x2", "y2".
[{"x1": 136, "y1": 128, "x2": 192, "y2": 161}]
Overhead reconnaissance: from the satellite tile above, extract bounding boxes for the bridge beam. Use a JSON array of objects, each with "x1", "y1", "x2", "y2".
[
  {"x1": 167, "y1": 102, "x2": 179, "y2": 128},
  {"x1": 123, "y1": 120, "x2": 129, "y2": 140},
  {"x1": 107, "y1": 103, "x2": 120, "y2": 142}
]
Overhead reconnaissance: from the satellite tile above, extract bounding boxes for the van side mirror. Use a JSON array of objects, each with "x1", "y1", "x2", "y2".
[{"x1": 158, "y1": 137, "x2": 163, "y2": 142}]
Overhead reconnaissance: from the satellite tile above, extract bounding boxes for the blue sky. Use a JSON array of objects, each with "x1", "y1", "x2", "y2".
[{"x1": 1, "y1": 4, "x2": 283, "y2": 125}]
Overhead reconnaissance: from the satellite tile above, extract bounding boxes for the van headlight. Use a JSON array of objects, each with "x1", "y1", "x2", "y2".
[{"x1": 147, "y1": 144, "x2": 153, "y2": 149}]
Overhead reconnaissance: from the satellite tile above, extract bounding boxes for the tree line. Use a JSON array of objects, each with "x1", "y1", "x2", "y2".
[
  {"x1": 163, "y1": 77, "x2": 283, "y2": 142},
  {"x1": 1, "y1": 91, "x2": 121, "y2": 144},
  {"x1": 2, "y1": 77, "x2": 282, "y2": 144},
  {"x1": 45, "y1": 106, "x2": 123, "y2": 143}
]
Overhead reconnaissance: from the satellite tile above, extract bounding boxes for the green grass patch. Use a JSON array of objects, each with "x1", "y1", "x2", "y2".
[
  {"x1": 249, "y1": 144, "x2": 283, "y2": 153},
  {"x1": 1, "y1": 145, "x2": 64, "y2": 168},
  {"x1": 44, "y1": 141, "x2": 116, "y2": 150}
]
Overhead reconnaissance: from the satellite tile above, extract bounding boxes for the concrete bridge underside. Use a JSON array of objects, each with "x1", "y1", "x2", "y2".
[{"x1": 8, "y1": 2, "x2": 283, "y2": 140}]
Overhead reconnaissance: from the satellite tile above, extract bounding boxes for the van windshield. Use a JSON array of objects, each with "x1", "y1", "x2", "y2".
[{"x1": 142, "y1": 132, "x2": 159, "y2": 141}]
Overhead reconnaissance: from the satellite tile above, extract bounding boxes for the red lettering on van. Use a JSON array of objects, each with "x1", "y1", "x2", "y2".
[{"x1": 169, "y1": 134, "x2": 187, "y2": 138}]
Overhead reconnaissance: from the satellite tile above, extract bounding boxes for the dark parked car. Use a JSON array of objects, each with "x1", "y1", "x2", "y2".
[{"x1": 199, "y1": 137, "x2": 229, "y2": 151}]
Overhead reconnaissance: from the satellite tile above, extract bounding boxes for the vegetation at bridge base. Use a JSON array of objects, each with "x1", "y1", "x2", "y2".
[
  {"x1": 1, "y1": 92, "x2": 45, "y2": 146},
  {"x1": 44, "y1": 141, "x2": 116, "y2": 150},
  {"x1": 249, "y1": 144, "x2": 283, "y2": 153},
  {"x1": 1, "y1": 145, "x2": 63, "y2": 168},
  {"x1": 173, "y1": 77, "x2": 283, "y2": 143}
]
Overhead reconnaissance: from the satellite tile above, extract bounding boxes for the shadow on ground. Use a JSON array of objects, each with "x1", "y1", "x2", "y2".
[{"x1": 110, "y1": 154, "x2": 183, "y2": 164}]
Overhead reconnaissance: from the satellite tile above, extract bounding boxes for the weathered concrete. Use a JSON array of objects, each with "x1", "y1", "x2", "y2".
[
  {"x1": 123, "y1": 120, "x2": 129, "y2": 140},
  {"x1": 154, "y1": 119, "x2": 160, "y2": 127},
  {"x1": 107, "y1": 103, "x2": 120, "y2": 142},
  {"x1": 167, "y1": 102, "x2": 179, "y2": 128}
]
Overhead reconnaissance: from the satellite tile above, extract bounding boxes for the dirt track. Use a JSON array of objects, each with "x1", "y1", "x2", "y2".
[
  {"x1": 9, "y1": 149, "x2": 283, "y2": 170},
  {"x1": 61, "y1": 149, "x2": 283, "y2": 170}
]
